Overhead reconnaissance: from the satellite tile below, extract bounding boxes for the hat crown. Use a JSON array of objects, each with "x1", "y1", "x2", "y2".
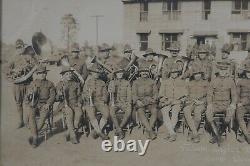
[
  {"x1": 123, "y1": 44, "x2": 132, "y2": 52},
  {"x1": 198, "y1": 44, "x2": 209, "y2": 53},
  {"x1": 168, "y1": 41, "x2": 181, "y2": 51},
  {"x1": 71, "y1": 43, "x2": 80, "y2": 51},
  {"x1": 99, "y1": 43, "x2": 111, "y2": 52},
  {"x1": 221, "y1": 43, "x2": 233, "y2": 53}
]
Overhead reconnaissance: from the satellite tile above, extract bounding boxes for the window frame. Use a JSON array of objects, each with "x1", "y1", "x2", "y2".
[
  {"x1": 202, "y1": 0, "x2": 211, "y2": 20},
  {"x1": 231, "y1": 32, "x2": 249, "y2": 50},
  {"x1": 161, "y1": 33, "x2": 179, "y2": 51},
  {"x1": 138, "y1": 33, "x2": 149, "y2": 51},
  {"x1": 140, "y1": 1, "x2": 148, "y2": 22}
]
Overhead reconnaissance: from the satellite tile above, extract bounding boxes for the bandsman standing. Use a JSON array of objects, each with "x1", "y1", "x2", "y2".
[{"x1": 236, "y1": 65, "x2": 250, "y2": 144}]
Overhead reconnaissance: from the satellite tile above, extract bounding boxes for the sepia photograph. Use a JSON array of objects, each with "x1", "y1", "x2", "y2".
[{"x1": 1, "y1": 0, "x2": 250, "y2": 166}]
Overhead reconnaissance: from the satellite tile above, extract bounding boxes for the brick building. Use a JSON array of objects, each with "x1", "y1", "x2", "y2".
[{"x1": 122, "y1": 0, "x2": 250, "y2": 56}]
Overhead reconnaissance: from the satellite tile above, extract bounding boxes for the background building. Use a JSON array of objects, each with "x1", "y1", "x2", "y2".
[{"x1": 122, "y1": 0, "x2": 250, "y2": 57}]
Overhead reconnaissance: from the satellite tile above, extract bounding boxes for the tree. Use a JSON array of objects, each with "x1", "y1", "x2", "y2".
[{"x1": 61, "y1": 14, "x2": 79, "y2": 52}]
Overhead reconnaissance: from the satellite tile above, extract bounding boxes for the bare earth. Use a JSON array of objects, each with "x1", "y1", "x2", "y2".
[{"x1": 1, "y1": 66, "x2": 250, "y2": 166}]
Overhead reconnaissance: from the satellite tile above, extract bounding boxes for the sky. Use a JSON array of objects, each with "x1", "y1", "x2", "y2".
[{"x1": 2, "y1": 0, "x2": 124, "y2": 47}]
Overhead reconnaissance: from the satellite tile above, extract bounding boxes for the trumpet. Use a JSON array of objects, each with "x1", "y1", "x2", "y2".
[
  {"x1": 91, "y1": 56, "x2": 113, "y2": 73},
  {"x1": 128, "y1": 64, "x2": 138, "y2": 81},
  {"x1": 89, "y1": 88, "x2": 94, "y2": 107}
]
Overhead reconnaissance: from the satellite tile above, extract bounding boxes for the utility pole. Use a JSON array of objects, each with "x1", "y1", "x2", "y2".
[{"x1": 91, "y1": 15, "x2": 104, "y2": 46}]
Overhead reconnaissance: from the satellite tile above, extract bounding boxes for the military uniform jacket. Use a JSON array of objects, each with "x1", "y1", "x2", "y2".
[
  {"x1": 28, "y1": 79, "x2": 56, "y2": 105},
  {"x1": 132, "y1": 78, "x2": 158, "y2": 104},
  {"x1": 83, "y1": 77, "x2": 109, "y2": 104},
  {"x1": 159, "y1": 78, "x2": 187, "y2": 102},
  {"x1": 186, "y1": 80, "x2": 208, "y2": 102},
  {"x1": 207, "y1": 77, "x2": 237, "y2": 105},
  {"x1": 108, "y1": 79, "x2": 132, "y2": 104},
  {"x1": 68, "y1": 56, "x2": 89, "y2": 81},
  {"x1": 237, "y1": 79, "x2": 250, "y2": 106},
  {"x1": 56, "y1": 80, "x2": 81, "y2": 106},
  {"x1": 161, "y1": 57, "x2": 180, "y2": 79}
]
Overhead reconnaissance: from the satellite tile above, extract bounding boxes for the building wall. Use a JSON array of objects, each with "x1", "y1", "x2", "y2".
[{"x1": 123, "y1": 0, "x2": 250, "y2": 57}]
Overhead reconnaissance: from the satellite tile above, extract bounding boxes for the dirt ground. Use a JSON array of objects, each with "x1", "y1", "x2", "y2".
[{"x1": 1, "y1": 65, "x2": 250, "y2": 166}]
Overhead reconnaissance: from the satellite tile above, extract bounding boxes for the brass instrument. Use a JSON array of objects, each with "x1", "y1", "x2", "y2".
[
  {"x1": 90, "y1": 56, "x2": 113, "y2": 73},
  {"x1": 89, "y1": 88, "x2": 94, "y2": 107},
  {"x1": 128, "y1": 64, "x2": 138, "y2": 81}
]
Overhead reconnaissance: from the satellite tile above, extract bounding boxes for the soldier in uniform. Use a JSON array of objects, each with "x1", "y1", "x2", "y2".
[
  {"x1": 137, "y1": 48, "x2": 158, "y2": 79},
  {"x1": 236, "y1": 66, "x2": 250, "y2": 144},
  {"x1": 56, "y1": 66, "x2": 83, "y2": 144},
  {"x1": 83, "y1": 71, "x2": 110, "y2": 140},
  {"x1": 206, "y1": 62, "x2": 237, "y2": 146},
  {"x1": 161, "y1": 42, "x2": 181, "y2": 80},
  {"x1": 159, "y1": 63, "x2": 187, "y2": 142},
  {"x1": 67, "y1": 43, "x2": 89, "y2": 82},
  {"x1": 182, "y1": 44, "x2": 213, "y2": 81},
  {"x1": 26, "y1": 66, "x2": 56, "y2": 147},
  {"x1": 8, "y1": 39, "x2": 38, "y2": 128},
  {"x1": 132, "y1": 69, "x2": 158, "y2": 140},
  {"x1": 90, "y1": 43, "x2": 115, "y2": 83},
  {"x1": 108, "y1": 69, "x2": 132, "y2": 139},
  {"x1": 184, "y1": 71, "x2": 208, "y2": 143},
  {"x1": 213, "y1": 43, "x2": 235, "y2": 79}
]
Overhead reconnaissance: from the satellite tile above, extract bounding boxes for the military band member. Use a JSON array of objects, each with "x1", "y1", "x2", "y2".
[
  {"x1": 182, "y1": 44, "x2": 213, "y2": 81},
  {"x1": 236, "y1": 66, "x2": 250, "y2": 144},
  {"x1": 206, "y1": 62, "x2": 237, "y2": 146},
  {"x1": 56, "y1": 66, "x2": 83, "y2": 144},
  {"x1": 161, "y1": 42, "x2": 181, "y2": 80},
  {"x1": 132, "y1": 69, "x2": 158, "y2": 140},
  {"x1": 137, "y1": 48, "x2": 158, "y2": 79},
  {"x1": 184, "y1": 71, "x2": 208, "y2": 143},
  {"x1": 159, "y1": 64, "x2": 187, "y2": 142},
  {"x1": 213, "y1": 43, "x2": 235, "y2": 79},
  {"x1": 108, "y1": 69, "x2": 132, "y2": 139},
  {"x1": 26, "y1": 66, "x2": 56, "y2": 147},
  {"x1": 83, "y1": 71, "x2": 110, "y2": 140},
  {"x1": 8, "y1": 39, "x2": 38, "y2": 128},
  {"x1": 90, "y1": 43, "x2": 115, "y2": 82}
]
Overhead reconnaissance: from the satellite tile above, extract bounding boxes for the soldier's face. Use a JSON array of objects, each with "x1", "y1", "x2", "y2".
[
  {"x1": 222, "y1": 52, "x2": 229, "y2": 59},
  {"x1": 170, "y1": 51, "x2": 178, "y2": 57},
  {"x1": 246, "y1": 72, "x2": 250, "y2": 79},
  {"x1": 198, "y1": 53, "x2": 206, "y2": 60},
  {"x1": 100, "y1": 51, "x2": 110, "y2": 59},
  {"x1": 16, "y1": 46, "x2": 24, "y2": 55},
  {"x1": 218, "y1": 69, "x2": 229, "y2": 77},
  {"x1": 116, "y1": 73, "x2": 123, "y2": 79},
  {"x1": 141, "y1": 72, "x2": 148, "y2": 78},
  {"x1": 194, "y1": 73, "x2": 202, "y2": 80},
  {"x1": 72, "y1": 51, "x2": 79, "y2": 58},
  {"x1": 146, "y1": 54, "x2": 153, "y2": 61}
]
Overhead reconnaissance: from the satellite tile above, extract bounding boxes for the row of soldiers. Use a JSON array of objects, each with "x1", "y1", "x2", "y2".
[{"x1": 7, "y1": 39, "x2": 250, "y2": 148}]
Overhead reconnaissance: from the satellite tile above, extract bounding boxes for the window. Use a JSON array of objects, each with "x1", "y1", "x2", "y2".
[
  {"x1": 231, "y1": 33, "x2": 248, "y2": 50},
  {"x1": 161, "y1": 33, "x2": 178, "y2": 50},
  {"x1": 139, "y1": 33, "x2": 148, "y2": 51},
  {"x1": 140, "y1": 1, "x2": 148, "y2": 22},
  {"x1": 202, "y1": 0, "x2": 211, "y2": 20},
  {"x1": 196, "y1": 37, "x2": 206, "y2": 45},
  {"x1": 232, "y1": 0, "x2": 249, "y2": 15},
  {"x1": 162, "y1": 0, "x2": 181, "y2": 20}
]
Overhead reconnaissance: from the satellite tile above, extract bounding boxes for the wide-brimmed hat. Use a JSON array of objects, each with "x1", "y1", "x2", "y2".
[
  {"x1": 36, "y1": 66, "x2": 49, "y2": 74},
  {"x1": 142, "y1": 48, "x2": 157, "y2": 57},
  {"x1": 216, "y1": 61, "x2": 230, "y2": 70},
  {"x1": 71, "y1": 43, "x2": 80, "y2": 52},
  {"x1": 167, "y1": 42, "x2": 181, "y2": 52},
  {"x1": 99, "y1": 43, "x2": 112, "y2": 52},
  {"x1": 123, "y1": 44, "x2": 133, "y2": 53},
  {"x1": 60, "y1": 66, "x2": 74, "y2": 75}
]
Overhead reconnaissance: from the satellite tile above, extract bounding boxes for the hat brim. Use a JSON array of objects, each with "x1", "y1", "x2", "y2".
[
  {"x1": 198, "y1": 51, "x2": 208, "y2": 54},
  {"x1": 124, "y1": 49, "x2": 133, "y2": 53},
  {"x1": 60, "y1": 70, "x2": 74, "y2": 75},
  {"x1": 167, "y1": 48, "x2": 180, "y2": 52},
  {"x1": 71, "y1": 50, "x2": 80, "y2": 52},
  {"x1": 99, "y1": 48, "x2": 112, "y2": 52},
  {"x1": 142, "y1": 52, "x2": 157, "y2": 57},
  {"x1": 36, "y1": 70, "x2": 49, "y2": 74}
]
